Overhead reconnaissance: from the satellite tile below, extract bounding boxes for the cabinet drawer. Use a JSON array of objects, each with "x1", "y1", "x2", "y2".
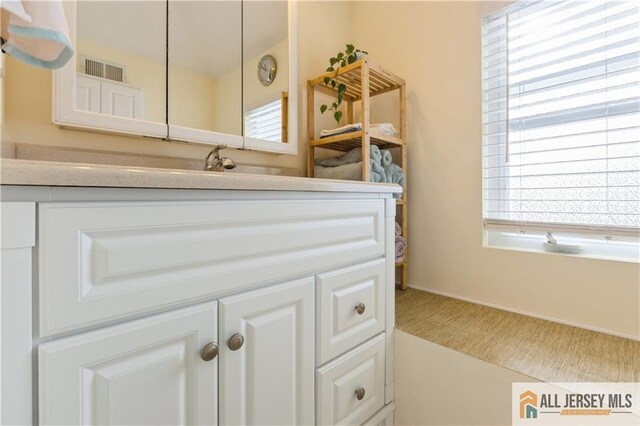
[
  {"x1": 316, "y1": 334, "x2": 385, "y2": 426},
  {"x1": 316, "y1": 259, "x2": 385, "y2": 365},
  {"x1": 38, "y1": 199, "x2": 384, "y2": 335}
]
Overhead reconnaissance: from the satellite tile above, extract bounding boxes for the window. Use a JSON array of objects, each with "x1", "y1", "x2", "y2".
[
  {"x1": 482, "y1": 0, "x2": 640, "y2": 261},
  {"x1": 244, "y1": 98, "x2": 283, "y2": 143}
]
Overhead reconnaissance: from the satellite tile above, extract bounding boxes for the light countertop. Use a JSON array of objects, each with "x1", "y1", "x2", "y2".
[{"x1": 0, "y1": 159, "x2": 402, "y2": 194}]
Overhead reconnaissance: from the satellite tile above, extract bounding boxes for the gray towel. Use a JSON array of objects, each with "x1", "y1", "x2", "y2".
[
  {"x1": 381, "y1": 150, "x2": 393, "y2": 167},
  {"x1": 384, "y1": 163, "x2": 405, "y2": 187},
  {"x1": 315, "y1": 145, "x2": 382, "y2": 167},
  {"x1": 314, "y1": 159, "x2": 386, "y2": 183}
]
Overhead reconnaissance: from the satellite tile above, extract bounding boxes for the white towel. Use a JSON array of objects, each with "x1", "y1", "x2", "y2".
[
  {"x1": 370, "y1": 123, "x2": 399, "y2": 138},
  {"x1": 1, "y1": 0, "x2": 73, "y2": 69},
  {"x1": 320, "y1": 123, "x2": 363, "y2": 138}
]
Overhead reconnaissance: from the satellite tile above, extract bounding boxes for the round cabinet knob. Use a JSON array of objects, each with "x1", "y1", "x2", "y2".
[
  {"x1": 355, "y1": 303, "x2": 366, "y2": 315},
  {"x1": 227, "y1": 333, "x2": 245, "y2": 351},
  {"x1": 355, "y1": 387, "x2": 366, "y2": 400},
  {"x1": 200, "y1": 342, "x2": 219, "y2": 362}
]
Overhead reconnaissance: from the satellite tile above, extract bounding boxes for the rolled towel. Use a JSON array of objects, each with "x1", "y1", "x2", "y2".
[
  {"x1": 381, "y1": 150, "x2": 393, "y2": 167},
  {"x1": 315, "y1": 145, "x2": 382, "y2": 167},
  {"x1": 395, "y1": 235, "x2": 407, "y2": 263},
  {"x1": 314, "y1": 159, "x2": 386, "y2": 183},
  {"x1": 383, "y1": 162, "x2": 405, "y2": 199},
  {"x1": 395, "y1": 222, "x2": 402, "y2": 237}
]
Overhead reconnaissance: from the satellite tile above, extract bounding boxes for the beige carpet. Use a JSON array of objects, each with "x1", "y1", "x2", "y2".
[{"x1": 396, "y1": 288, "x2": 640, "y2": 382}]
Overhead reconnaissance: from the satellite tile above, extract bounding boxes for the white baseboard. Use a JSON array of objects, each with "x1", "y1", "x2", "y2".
[{"x1": 406, "y1": 284, "x2": 640, "y2": 342}]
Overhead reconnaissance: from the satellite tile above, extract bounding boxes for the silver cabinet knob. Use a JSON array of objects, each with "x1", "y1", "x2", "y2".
[
  {"x1": 355, "y1": 303, "x2": 366, "y2": 315},
  {"x1": 200, "y1": 342, "x2": 219, "y2": 361},
  {"x1": 227, "y1": 333, "x2": 245, "y2": 351},
  {"x1": 355, "y1": 387, "x2": 366, "y2": 400}
]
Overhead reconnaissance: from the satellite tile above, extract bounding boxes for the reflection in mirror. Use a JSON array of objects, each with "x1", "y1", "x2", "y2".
[
  {"x1": 243, "y1": 0, "x2": 289, "y2": 143},
  {"x1": 168, "y1": 1, "x2": 242, "y2": 136},
  {"x1": 76, "y1": 1, "x2": 166, "y2": 122}
]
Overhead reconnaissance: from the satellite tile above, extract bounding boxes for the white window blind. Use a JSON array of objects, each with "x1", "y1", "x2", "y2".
[
  {"x1": 244, "y1": 99, "x2": 283, "y2": 142},
  {"x1": 482, "y1": 0, "x2": 640, "y2": 247}
]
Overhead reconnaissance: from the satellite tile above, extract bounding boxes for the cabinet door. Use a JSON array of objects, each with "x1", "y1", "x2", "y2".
[
  {"x1": 220, "y1": 278, "x2": 314, "y2": 425},
  {"x1": 167, "y1": 0, "x2": 244, "y2": 147},
  {"x1": 39, "y1": 302, "x2": 218, "y2": 426},
  {"x1": 100, "y1": 80, "x2": 144, "y2": 119},
  {"x1": 76, "y1": 75, "x2": 100, "y2": 113}
]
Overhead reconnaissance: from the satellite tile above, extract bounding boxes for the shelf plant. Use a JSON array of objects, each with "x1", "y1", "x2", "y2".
[{"x1": 320, "y1": 44, "x2": 368, "y2": 124}]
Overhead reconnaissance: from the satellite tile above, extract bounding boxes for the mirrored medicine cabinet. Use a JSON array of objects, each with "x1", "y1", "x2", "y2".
[{"x1": 54, "y1": 0, "x2": 297, "y2": 155}]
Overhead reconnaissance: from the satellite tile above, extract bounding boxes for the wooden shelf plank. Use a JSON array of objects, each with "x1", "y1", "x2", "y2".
[
  {"x1": 310, "y1": 130, "x2": 404, "y2": 152},
  {"x1": 308, "y1": 59, "x2": 404, "y2": 101}
]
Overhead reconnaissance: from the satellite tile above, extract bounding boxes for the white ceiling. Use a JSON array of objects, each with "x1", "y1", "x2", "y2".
[{"x1": 77, "y1": 1, "x2": 288, "y2": 79}]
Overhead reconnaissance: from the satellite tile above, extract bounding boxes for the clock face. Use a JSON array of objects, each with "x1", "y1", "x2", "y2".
[{"x1": 257, "y1": 55, "x2": 277, "y2": 86}]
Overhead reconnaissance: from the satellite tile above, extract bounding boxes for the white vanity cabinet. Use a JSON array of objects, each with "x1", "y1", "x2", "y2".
[{"x1": 0, "y1": 183, "x2": 396, "y2": 426}]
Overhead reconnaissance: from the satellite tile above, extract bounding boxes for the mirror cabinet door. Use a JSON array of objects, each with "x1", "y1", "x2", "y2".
[
  {"x1": 66, "y1": 0, "x2": 167, "y2": 136},
  {"x1": 243, "y1": 0, "x2": 296, "y2": 154},
  {"x1": 167, "y1": 0, "x2": 244, "y2": 147}
]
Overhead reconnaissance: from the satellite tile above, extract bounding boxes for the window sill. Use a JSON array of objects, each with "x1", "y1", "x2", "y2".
[{"x1": 484, "y1": 231, "x2": 640, "y2": 264}]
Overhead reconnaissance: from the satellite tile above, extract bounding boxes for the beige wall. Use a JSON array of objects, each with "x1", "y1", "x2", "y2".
[
  {"x1": 351, "y1": 1, "x2": 640, "y2": 339},
  {"x1": 1, "y1": 1, "x2": 354, "y2": 172}
]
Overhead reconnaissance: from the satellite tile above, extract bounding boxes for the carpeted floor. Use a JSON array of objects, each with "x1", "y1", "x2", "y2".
[{"x1": 395, "y1": 288, "x2": 640, "y2": 382}]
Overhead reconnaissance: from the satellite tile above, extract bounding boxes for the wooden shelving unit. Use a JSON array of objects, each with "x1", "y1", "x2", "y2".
[{"x1": 307, "y1": 58, "x2": 409, "y2": 290}]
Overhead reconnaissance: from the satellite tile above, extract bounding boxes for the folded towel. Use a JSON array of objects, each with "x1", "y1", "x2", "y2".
[
  {"x1": 1, "y1": 0, "x2": 74, "y2": 69},
  {"x1": 319, "y1": 123, "x2": 362, "y2": 138},
  {"x1": 314, "y1": 159, "x2": 386, "y2": 183},
  {"x1": 315, "y1": 145, "x2": 382, "y2": 167},
  {"x1": 395, "y1": 222, "x2": 402, "y2": 237},
  {"x1": 370, "y1": 123, "x2": 399, "y2": 138},
  {"x1": 381, "y1": 150, "x2": 393, "y2": 167},
  {"x1": 395, "y1": 235, "x2": 407, "y2": 263}
]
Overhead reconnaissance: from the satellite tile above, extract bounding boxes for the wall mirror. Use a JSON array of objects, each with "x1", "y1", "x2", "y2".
[
  {"x1": 167, "y1": 0, "x2": 243, "y2": 148},
  {"x1": 242, "y1": 0, "x2": 296, "y2": 154},
  {"x1": 54, "y1": 1, "x2": 167, "y2": 138},
  {"x1": 54, "y1": 0, "x2": 297, "y2": 155}
]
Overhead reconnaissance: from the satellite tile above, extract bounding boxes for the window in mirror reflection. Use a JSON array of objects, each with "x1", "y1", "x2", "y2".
[
  {"x1": 76, "y1": 1, "x2": 166, "y2": 122},
  {"x1": 245, "y1": 97, "x2": 285, "y2": 142}
]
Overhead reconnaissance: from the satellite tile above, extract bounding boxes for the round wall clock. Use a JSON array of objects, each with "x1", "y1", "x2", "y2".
[{"x1": 257, "y1": 54, "x2": 277, "y2": 86}]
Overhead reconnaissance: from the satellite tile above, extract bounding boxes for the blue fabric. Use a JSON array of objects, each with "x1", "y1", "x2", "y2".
[{"x1": 4, "y1": 24, "x2": 74, "y2": 69}]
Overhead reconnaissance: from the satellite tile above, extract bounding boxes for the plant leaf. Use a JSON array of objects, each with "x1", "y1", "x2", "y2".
[
  {"x1": 346, "y1": 44, "x2": 355, "y2": 53},
  {"x1": 341, "y1": 60, "x2": 346, "y2": 67},
  {"x1": 338, "y1": 83, "x2": 347, "y2": 93},
  {"x1": 326, "y1": 66, "x2": 334, "y2": 72},
  {"x1": 320, "y1": 104, "x2": 328, "y2": 114},
  {"x1": 337, "y1": 52, "x2": 344, "y2": 59},
  {"x1": 331, "y1": 80, "x2": 336, "y2": 89},
  {"x1": 323, "y1": 76, "x2": 330, "y2": 85},
  {"x1": 334, "y1": 110, "x2": 343, "y2": 123},
  {"x1": 337, "y1": 93, "x2": 343, "y2": 104},
  {"x1": 332, "y1": 102, "x2": 338, "y2": 109},
  {"x1": 348, "y1": 55, "x2": 356, "y2": 64}
]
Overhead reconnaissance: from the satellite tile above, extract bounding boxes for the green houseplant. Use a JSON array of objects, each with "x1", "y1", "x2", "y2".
[{"x1": 320, "y1": 44, "x2": 369, "y2": 124}]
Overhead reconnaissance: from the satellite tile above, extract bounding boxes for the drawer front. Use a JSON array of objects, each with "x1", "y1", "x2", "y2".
[
  {"x1": 316, "y1": 334, "x2": 385, "y2": 426},
  {"x1": 38, "y1": 199, "x2": 384, "y2": 336},
  {"x1": 316, "y1": 259, "x2": 385, "y2": 365}
]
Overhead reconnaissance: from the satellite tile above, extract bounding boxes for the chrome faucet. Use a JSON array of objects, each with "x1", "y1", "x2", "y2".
[{"x1": 204, "y1": 145, "x2": 236, "y2": 172}]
